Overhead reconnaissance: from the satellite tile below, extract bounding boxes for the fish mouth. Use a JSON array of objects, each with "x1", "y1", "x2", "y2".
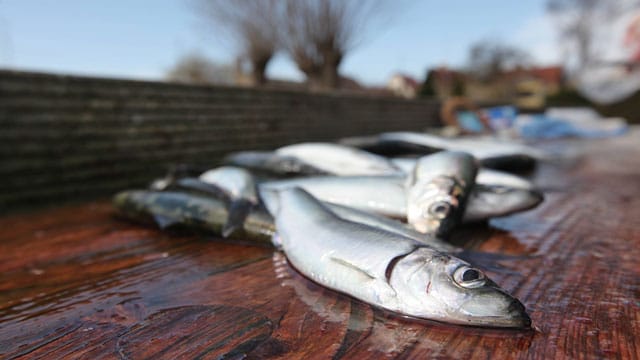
[
  {"x1": 456, "y1": 297, "x2": 532, "y2": 329},
  {"x1": 505, "y1": 298, "x2": 532, "y2": 328}
]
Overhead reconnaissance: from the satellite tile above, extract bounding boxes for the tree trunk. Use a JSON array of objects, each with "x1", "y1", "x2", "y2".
[
  {"x1": 310, "y1": 51, "x2": 341, "y2": 91},
  {"x1": 304, "y1": 72, "x2": 325, "y2": 92},
  {"x1": 320, "y1": 64, "x2": 340, "y2": 90},
  {"x1": 249, "y1": 57, "x2": 269, "y2": 86}
]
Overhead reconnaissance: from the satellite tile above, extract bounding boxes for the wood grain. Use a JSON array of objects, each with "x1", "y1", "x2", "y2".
[{"x1": 1, "y1": 130, "x2": 640, "y2": 359}]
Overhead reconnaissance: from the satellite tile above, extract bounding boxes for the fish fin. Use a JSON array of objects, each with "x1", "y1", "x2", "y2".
[
  {"x1": 153, "y1": 214, "x2": 178, "y2": 229},
  {"x1": 329, "y1": 256, "x2": 376, "y2": 281},
  {"x1": 221, "y1": 199, "x2": 252, "y2": 237}
]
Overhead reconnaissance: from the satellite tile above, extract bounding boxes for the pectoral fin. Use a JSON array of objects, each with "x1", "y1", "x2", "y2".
[{"x1": 330, "y1": 256, "x2": 376, "y2": 281}]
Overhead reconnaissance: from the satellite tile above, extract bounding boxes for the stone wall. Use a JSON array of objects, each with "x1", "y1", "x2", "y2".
[{"x1": 0, "y1": 70, "x2": 441, "y2": 211}]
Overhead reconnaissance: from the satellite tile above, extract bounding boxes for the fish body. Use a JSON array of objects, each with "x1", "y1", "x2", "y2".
[
  {"x1": 112, "y1": 190, "x2": 275, "y2": 244},
  {"x1": 261, "y1": 176, "x2": 542, "y2": 224},
  {"x1": 276, "y1": 142, "x2": 403, "y2": 176},
  {"x1": 264, "y1": 188, "x2": 530, "y2": 328},
  {"x1": 406, "y1": 152, "x2": 478, "y2": 235}
]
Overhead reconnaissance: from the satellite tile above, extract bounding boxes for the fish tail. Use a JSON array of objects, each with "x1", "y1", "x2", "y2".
[{"x1": 222, "y1": 199, "x2": 253, "y2": 237}]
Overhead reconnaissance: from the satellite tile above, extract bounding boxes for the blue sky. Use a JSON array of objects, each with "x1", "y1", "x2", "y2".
[{"x1": 0, "y1": 0, "x2": 561, "y2": 85}]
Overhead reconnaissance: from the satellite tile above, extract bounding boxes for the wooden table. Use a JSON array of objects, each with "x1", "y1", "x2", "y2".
[{"x1": 1, "y1": 131, "x2": 639, "y2": 359}]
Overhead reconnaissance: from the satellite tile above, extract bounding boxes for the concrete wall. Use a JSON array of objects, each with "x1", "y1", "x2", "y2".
[{"x1": 0, "y1": 70, "x2": 441, "y2": 211}]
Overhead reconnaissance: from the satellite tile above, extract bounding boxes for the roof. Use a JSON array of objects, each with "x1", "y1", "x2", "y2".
[{"x1": 503, "y1": 66, "x2": 564, "y2": 84}]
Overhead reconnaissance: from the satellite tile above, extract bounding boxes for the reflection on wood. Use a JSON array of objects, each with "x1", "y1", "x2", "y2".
[{"x1": 1, "y1": 131, "x2": 640, "y2": 358}]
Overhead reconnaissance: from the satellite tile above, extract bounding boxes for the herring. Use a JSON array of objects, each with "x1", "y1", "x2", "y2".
[
  {"x1": 112, "y1": 190, "x2": 275, "y2": 244},
  {"x1": 261, "y1": 175, "x2": 543, "y2": 227},
  {"x1": 263, "y1": 187, "x2": 531, "y2": 328}
]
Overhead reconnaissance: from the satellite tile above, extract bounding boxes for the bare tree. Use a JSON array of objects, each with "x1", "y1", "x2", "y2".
[
  {"x1": 167, "y1": 53, "x2": 235, "y2": 85},
  {"x1": 547, "y1": 0, "x2": 640, "y2": 69},
  {"x1": 195, "y1": 0, "x2": 283, "y2": 86},
  {"x1": 284, "y1": 0, "x2": 386, "y2": 91},
  {"x1": 467, "y1": 40, "x2": 531, "y2": 82}
]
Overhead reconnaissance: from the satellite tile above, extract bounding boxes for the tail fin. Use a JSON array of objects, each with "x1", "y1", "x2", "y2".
[{"x1": 221, "y1": 199, "x2": 253, "y2": 237}]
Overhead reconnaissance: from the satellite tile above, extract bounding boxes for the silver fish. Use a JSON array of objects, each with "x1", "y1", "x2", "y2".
[
  {"x1": 113, "y1": 190, "x2": 275, "y2": 244},
  {"x1": 261, "y1": 176, "x2": 543, "y2": 226},
  {"x1": 405, "y1": 152, "x2": 477, "y2": 235},
  {"x1": 263, "y1": 187, "x2": 531, "y2": 328},
  {"x1": 276, "y1": 142, "x2": 403, "y2": 176}
]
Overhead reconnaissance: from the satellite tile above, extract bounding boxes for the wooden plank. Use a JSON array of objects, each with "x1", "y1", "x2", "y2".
[{"x1": 1, "y1": 131, "x2": 639, "y2": 358}]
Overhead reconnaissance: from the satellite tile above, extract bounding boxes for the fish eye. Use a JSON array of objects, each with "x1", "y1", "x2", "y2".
[
  {"x1": 453, "y1": 266, "x2": 486, "y2": 288},
  {"x1": 428, "y1": 201, "x2": 451, "y2": 219}
]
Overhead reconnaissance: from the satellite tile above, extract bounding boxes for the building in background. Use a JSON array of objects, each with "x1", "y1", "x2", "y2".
[
  {"x1": 387, "y1": 73, "x2": 420, "y2": 98},
  {"x1": 420, "y1": 65, "x2": 564, "y2": 110}
]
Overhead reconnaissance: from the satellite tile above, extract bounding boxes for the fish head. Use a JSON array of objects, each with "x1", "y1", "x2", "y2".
[
  {"x1": 406, "y1": 176, "x2": 463, "y2": 235},
  {"x1": 406, "y1": 152, "x2": 477, "y2": 236},
  {"x1": 388, "y1": 247, "x2": 531, "y2": 328}
]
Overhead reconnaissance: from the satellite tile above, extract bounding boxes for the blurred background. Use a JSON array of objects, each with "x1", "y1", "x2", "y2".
[
  {"x1": 2, "y1": 0, "x2": 640, "y2": 211},
  {"x1": 1, "y1": 0, "x2": 639, "y2": 117}
]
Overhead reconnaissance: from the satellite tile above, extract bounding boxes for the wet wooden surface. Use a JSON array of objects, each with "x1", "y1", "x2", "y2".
[{"x1": 1, "y1": 131, "x2": 640, "y2": 359}]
